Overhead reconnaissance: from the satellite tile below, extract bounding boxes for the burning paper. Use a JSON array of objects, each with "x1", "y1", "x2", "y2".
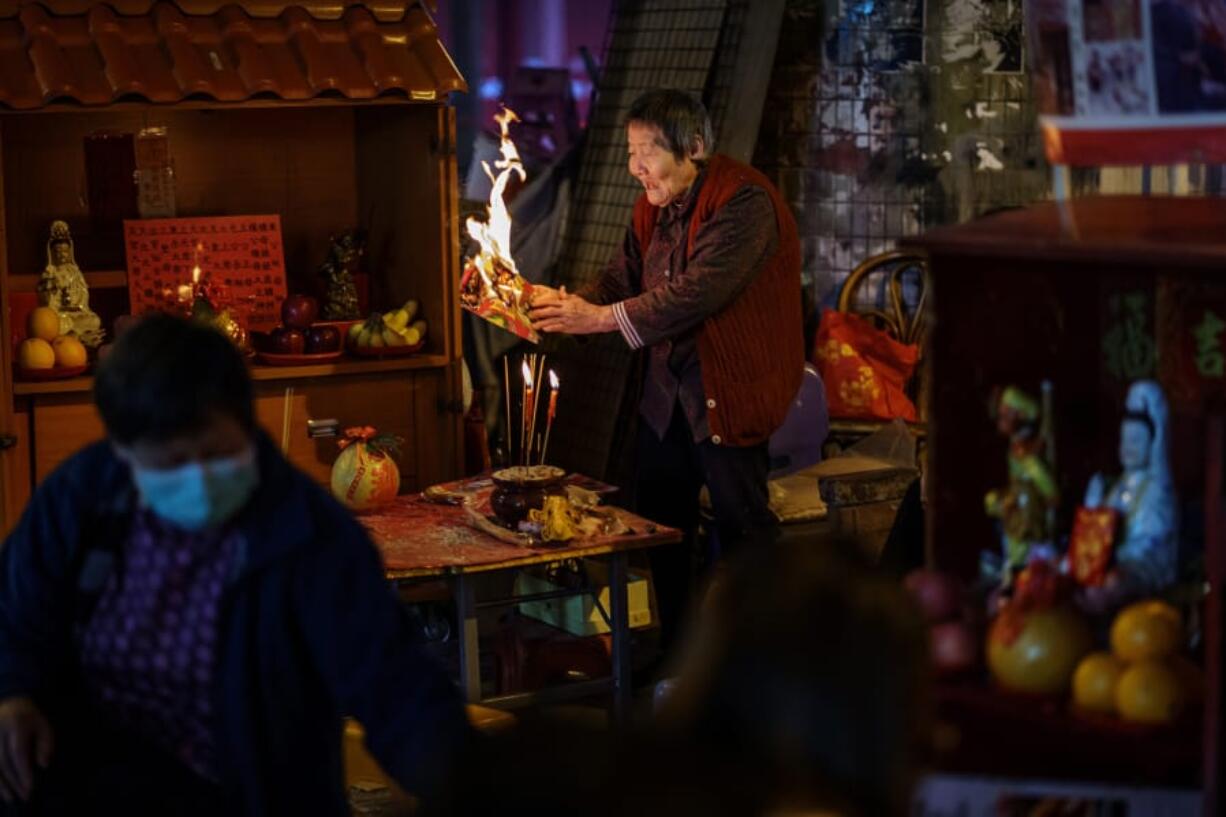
[{"x1": 460, "y1": 107, "x2": 539, "y2": 342}]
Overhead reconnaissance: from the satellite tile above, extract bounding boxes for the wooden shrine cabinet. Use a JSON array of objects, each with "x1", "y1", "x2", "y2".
[
  {"x1": 905, "y1": 197, "x2": 1226, "y2": 810},
  {"x1": 0, "y1": 2, "x2": 468, "y2": 534}
]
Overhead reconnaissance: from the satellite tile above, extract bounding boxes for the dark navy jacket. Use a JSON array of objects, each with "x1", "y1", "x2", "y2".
[{"x1": 0, "y1": 434, "x2": 468, "y2": 814}]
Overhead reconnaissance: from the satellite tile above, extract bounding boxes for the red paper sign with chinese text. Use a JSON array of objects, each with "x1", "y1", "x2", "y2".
[
  {"x1": 1068, "y1": 506, "x2": 1118, "y2": 587},
  {"x1": 1156, "y1": 275, "x2": 1226, "y2": 410},
  {"x1": 123, "y1": 215, "x2": 287, "y2": 330}
]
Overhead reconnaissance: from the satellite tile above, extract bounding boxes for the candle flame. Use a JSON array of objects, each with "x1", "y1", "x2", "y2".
[
  {"x1": 522, "y1": 359, "x2": 533, "y2": 389},
  {"x1": 549, "y1": 370, "x2": 559, "y2": 389},
  {"x1": 191, "y1": 242, "x2": 203, "y2": 285}
]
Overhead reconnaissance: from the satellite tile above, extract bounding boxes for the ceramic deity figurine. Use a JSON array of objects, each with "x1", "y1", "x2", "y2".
[
  {"x1": 1080, "y1": 380, "x2": 1178, "y2": 608},
  {"x1": 319, "y1": 231, "x2": 364, "y2": 321},
  {"x1": 37, "y1": 221, "x2": 104, "y2": 347},
  {"x1": 983, "y1": 384, "x2": 1059, "y2": 585}
]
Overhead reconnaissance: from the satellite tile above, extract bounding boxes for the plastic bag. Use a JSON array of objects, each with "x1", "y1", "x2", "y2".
[{"x1": 813, "y1": 310, "x2": 918, "y2": 421}]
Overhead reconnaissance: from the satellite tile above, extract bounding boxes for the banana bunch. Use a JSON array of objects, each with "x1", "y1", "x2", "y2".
[{"x1": 347, "y1": 299, "x2": 428, "y2": 349}]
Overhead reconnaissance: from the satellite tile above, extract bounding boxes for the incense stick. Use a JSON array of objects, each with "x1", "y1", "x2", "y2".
[
  {"x1": 280, "y1": 385, "x2": 294, "y2": 454},
  {"x1": 503, "y1": 355, "x2": 513, "y2": 466},
  {"x1": 527, "y1": 354, "x2": 546, "y2": 464}
]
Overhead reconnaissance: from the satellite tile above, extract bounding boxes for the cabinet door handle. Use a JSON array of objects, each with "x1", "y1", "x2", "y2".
[
  {"x1": 0, "y1": 434, "x2": 15, "y2": 451},
  {"x1": 307, "y1": 419, "x2": 339, "y2": 439}
]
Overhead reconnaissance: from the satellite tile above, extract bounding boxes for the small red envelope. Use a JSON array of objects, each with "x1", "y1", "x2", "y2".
[{"x1": 1068, "y1": 506, "x2": 1118, "y2": 587}]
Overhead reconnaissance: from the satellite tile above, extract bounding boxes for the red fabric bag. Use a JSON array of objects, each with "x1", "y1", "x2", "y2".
[{"x1": 813, "y1": 310, "x2": 919, "y2": 421}]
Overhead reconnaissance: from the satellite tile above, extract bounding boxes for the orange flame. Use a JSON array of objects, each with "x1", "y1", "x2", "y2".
[{"x1": 465, "y1": 107, "x2": 526, "y2": 300}]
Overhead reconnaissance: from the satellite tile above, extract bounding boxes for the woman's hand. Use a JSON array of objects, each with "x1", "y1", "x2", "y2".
[
  {"x1": 529, "y1": 286, "x2": 616, "y2": 335},
  {"x1": 527, "y1": 284, "x2": 559, "y2": 306},
  {"x1": 0, "y1": 696, "x2": 53, "y2": 803}
]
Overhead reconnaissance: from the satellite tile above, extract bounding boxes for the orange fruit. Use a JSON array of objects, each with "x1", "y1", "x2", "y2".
[
  {"x1": 1111, "y1": 600, "x2": 1182, "y2": 663},
  {"x1": 26, "y1": 306, "x2": 60, "y2": 341},
  {"x1": 18, "y1": 337, "x2": 55, "y2": 370},
  {"x1": 1072, "y1": 651, "x2": 1125, "y2": 714},
  {"x1": 1117, "y1": 660, "x2": 1184, "y2": 724},
  {"x1": 51, "y1": 335, "x2": 87, "y2": 368}
]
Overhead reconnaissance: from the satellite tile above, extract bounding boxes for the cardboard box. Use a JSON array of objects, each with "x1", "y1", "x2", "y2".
[{"x1": 514, "y1": 559, "x2": 652, "y2": 637}]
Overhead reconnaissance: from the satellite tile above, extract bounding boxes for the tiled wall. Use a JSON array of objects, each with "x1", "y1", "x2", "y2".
[
  {"x1": 755, "y1": 0, "x2": 1226, "y2": 308},
  {"x1": 754, "y1": 0, "x2": 1048, "y2": 305}
]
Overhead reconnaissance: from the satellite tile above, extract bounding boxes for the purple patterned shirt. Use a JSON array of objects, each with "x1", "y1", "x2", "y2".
[{"x1": 77, "y1": 508, "x2": 237, "y2": 782}]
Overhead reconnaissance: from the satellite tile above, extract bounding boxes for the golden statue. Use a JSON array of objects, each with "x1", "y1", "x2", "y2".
[{"x1": 37, "y1": 221, "x2": 104, "y2": 348}]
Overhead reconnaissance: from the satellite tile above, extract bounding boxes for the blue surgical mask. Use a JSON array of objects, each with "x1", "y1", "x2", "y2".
[{"x1": 130, "y1": 446, "x2": 260, "y2": 532}]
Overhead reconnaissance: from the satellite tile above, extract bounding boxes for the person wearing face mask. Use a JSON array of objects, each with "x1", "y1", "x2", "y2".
[
  {"x1": 0, "y1": 314, "x2": 468, "y2": 815},
  {"x1": 529, "y1": 89, "x2": 804, "y2": 654}
]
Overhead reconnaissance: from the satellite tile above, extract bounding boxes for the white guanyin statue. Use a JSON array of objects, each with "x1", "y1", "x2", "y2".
[
  {"x1": 1081, "y1": 380, "x2": 1178, "y2": 609},
  {"x1": 37, "y1": 220, "x2": 104, "y2": 348}
]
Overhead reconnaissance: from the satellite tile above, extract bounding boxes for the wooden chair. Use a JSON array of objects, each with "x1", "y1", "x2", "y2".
[{"x1": 826, "y1": 250, "x2": 930, "y2": 453}]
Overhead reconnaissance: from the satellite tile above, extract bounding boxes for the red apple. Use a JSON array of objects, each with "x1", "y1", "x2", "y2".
[
  {"x1": 305, "y1": 324, "x2": 340, "y2": 353},
  {"x1": 281, "y1": 294, "x2": 318, "y2": 329},
  {"x1": 269, "y1": 326, "x2": 305, "y2": 355},
  {"x1": 904, "y1": 569, "x2": 964, "y2": 623},
  {"x1": 931, "y1": 620, "x2": 979, "y2": 675}
]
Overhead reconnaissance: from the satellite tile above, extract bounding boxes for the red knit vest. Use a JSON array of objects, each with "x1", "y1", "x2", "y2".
[{"x1": 631, "y1": 154, "x2": 803, "y2": 446}]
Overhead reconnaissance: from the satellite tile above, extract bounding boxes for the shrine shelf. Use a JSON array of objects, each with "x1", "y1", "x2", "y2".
[
  {"x1": 0, "y1": 3, "x2": 468, "y2": 533},
  {"x1": 904, "y1": 197, "x2": 1226, "y2": 809}
]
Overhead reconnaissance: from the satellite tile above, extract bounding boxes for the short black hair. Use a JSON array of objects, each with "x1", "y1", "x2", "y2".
[
  {"x1": 94, "y1": 313, "x2": 254, "y2": 445},
  {"x1": 626, "y1": 89, "x2": 713, "y2": 161}
]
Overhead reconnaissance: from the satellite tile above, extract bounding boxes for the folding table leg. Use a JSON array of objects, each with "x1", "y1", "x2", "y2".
[
  {"x1": 455, "y1": 573, "x2": 481, "y2": 702},
  {"x1": 609, "y1": 551, "x2": 632, "y2": 726}
]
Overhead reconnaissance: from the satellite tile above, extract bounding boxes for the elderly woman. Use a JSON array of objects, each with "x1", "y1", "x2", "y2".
[
  {"x1": 0, "y1": 314, "x2": 467, "y2": 815},
  {"x1": 530, "y1": 89, "x2": 804, "y2": 653}
]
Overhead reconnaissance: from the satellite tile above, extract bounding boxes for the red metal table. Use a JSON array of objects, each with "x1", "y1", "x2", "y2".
[{"x1": 360, "y1": 482, "x2": 681, "y2": 723}]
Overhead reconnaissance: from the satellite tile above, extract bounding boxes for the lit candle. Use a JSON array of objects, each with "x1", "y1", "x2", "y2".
[
  {"x1": 521, "y1": 359, "x2": 533, "y2": 467},
  {"x1": 541, "y1": 370, "x2": 559, "y2": 465},
  {"x1": 547, "y1": 370, "x2": 559, "y2": 421},
  {"x1": 191, "y1": 241, "x2": 203, "y2": 291}
]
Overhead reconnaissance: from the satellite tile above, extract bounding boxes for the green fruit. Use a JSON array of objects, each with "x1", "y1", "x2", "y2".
[
  {"x1": 355, "y1": 327, "x2": 372, "y2": 347},
  {"x1": 347, "y1": 323, "x2": 364, "y2": 342},
  {"x1": 368, "y1": 331, "x2": 385, "y2": 348}
]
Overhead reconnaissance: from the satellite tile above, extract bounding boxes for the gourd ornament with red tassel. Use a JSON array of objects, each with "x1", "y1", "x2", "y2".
[{"x1": 330, "y1": 426, "x2": 402, "y2": 511}]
